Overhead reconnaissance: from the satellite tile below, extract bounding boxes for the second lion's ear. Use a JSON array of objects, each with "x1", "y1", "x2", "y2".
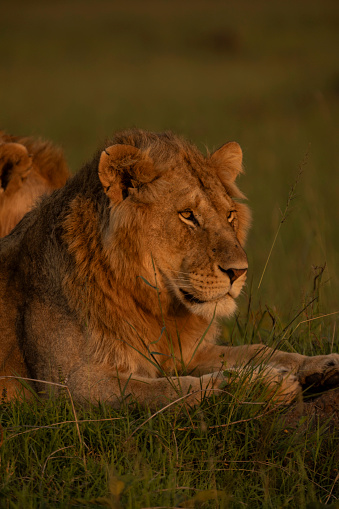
[
  {"x1": 98, "y1": 144, "x2": 155, "y2": 203},
  {"x1": 0, "y1": 143, "x2": 32, "y2": 196}
]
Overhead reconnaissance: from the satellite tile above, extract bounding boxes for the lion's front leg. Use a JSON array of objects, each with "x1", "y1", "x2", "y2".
[
  {"x1": 190, "y1": 344, "x2": 339, "y2": 401},
  {"x1": 63, "y1": 365, "x2": 226, "y2": 409},
  {"x1": 188, "y1": 344, "x2": 300, "y2": 403}
]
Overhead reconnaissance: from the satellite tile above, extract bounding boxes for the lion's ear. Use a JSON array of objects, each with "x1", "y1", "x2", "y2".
[
  {"x1": 0, "y1": 143, "x2": 32, "y2": 196},
  {"x1": 98, "y1": 144, "x2": 155, "y2": 203},
  {"x1": 210, "y1": 142, "x2": 243, "y2": 183}
]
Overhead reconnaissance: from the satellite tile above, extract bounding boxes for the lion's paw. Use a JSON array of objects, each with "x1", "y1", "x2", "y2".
[
  {"x1": 222, "y1": 366, "x2": 301, "y2": 405},
  {"x1": 262, "y1": 368, "x2": 301, "y2": 404},
  {"x1": 298, "y1": 353, "x2": 339, "y2": 391}
]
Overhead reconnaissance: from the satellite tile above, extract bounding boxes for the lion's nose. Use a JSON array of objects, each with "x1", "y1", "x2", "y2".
[{"x1": 218, "y1": 266, "x2": 247, "y2": 284}]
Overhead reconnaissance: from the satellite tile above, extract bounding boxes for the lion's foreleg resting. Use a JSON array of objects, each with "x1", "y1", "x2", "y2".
[
  {"x1": 63, "y1": 366, "x2": 223, "y2": 409},
  {"x1": 189, "y1": 344, "x2": 339, "y2": 396}
]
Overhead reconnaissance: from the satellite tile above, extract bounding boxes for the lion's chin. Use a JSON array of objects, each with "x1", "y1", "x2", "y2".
[{"x1": 182, "y1": 294, "x2": 237, "y2": 321}]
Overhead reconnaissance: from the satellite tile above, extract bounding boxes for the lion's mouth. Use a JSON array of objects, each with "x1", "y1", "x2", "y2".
[
  {"x1": 179, "y1": 288, "x2": 229, "y2": 305},
  {"x1": 179, "y1": 288, "x2": 207, "y2": 304}
]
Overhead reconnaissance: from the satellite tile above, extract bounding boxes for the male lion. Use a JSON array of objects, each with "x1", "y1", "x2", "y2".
[
  {"x1": 0, "y1": 131, "x2": 69, "y2": 237},
  {"x1": 0, "y1": 129, "x2": 338, "y2": 406}
]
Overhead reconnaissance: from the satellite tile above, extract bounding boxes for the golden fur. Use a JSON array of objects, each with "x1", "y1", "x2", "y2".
[
  {"x1": 0, "y1": 131, "x2": 69, "y2": 237},
  {"x1": 0, "y1": 129, "x2": 338, "y2": 407}
]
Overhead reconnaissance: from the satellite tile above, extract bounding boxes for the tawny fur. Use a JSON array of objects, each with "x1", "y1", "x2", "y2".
[
  {"x1": 0, "y1": 129, "x2": 338, "y2": 407},
  {"x1": 0, "y1": 131, "x2": 69, "y2": 237}
]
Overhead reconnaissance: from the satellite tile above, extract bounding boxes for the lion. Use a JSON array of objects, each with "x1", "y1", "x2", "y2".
[
  {"x1": 0, "y1": 131, "x2": 69, "y2": 238},
  {"x1": 0, "y1": 129, "x2": 338, "y2": 407}
]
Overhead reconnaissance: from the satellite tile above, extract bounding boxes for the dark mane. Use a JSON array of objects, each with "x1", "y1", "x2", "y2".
[{"x1": 109, "y1": 128, "x2": 203, "y2": 166}]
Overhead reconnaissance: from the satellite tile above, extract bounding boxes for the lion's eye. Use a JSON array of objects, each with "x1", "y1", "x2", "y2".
[
  {"x1": 180, "y1": 210, "x2": 193, "y2": 220},
  {"x1": 179, "y1": 210, "x2": 199, "y2": 226}
]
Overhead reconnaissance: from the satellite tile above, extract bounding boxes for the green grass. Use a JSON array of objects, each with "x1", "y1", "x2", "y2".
[
  {"x1": 1, "y1": 0, "x2": 339, "y2": 507},
  {"x1": 1, "y1": 321, "x2": 338, "y2": 509}
]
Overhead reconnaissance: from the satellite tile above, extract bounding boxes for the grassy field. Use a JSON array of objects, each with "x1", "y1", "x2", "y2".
[
  {"x1": 0, "y1": 371, "x2": 338, "y2": 509},
  {"x1": 1, "y1": 0, "x2": 339, "y2": 507}
]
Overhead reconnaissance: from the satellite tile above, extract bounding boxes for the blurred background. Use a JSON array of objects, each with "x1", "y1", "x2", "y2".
[{"x1": 1, "y1": 0, "x2": 339, "y2": 324}]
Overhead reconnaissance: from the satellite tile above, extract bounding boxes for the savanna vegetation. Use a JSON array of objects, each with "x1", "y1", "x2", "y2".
[{"x1": 0, "y1": 0, "x2": 338, "y2": 507}]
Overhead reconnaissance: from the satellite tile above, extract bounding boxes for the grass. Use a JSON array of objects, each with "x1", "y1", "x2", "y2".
[
  {"x1": 0, "y1": 0, "x2": 339, "y2": 507},
  {"x1": 1, "y1": 316, "x2": 338, "y2": 509}
]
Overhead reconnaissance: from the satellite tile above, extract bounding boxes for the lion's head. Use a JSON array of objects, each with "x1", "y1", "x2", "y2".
[
  {"x1": 0, "y1": 142, "x2": 32, "y2": 195},
  {"x1": 97, "y1": 130, "x2": 251, "y2": 321},
  {"x1": 0, "y1": 132, "x2": 69, "y2": 237}
]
